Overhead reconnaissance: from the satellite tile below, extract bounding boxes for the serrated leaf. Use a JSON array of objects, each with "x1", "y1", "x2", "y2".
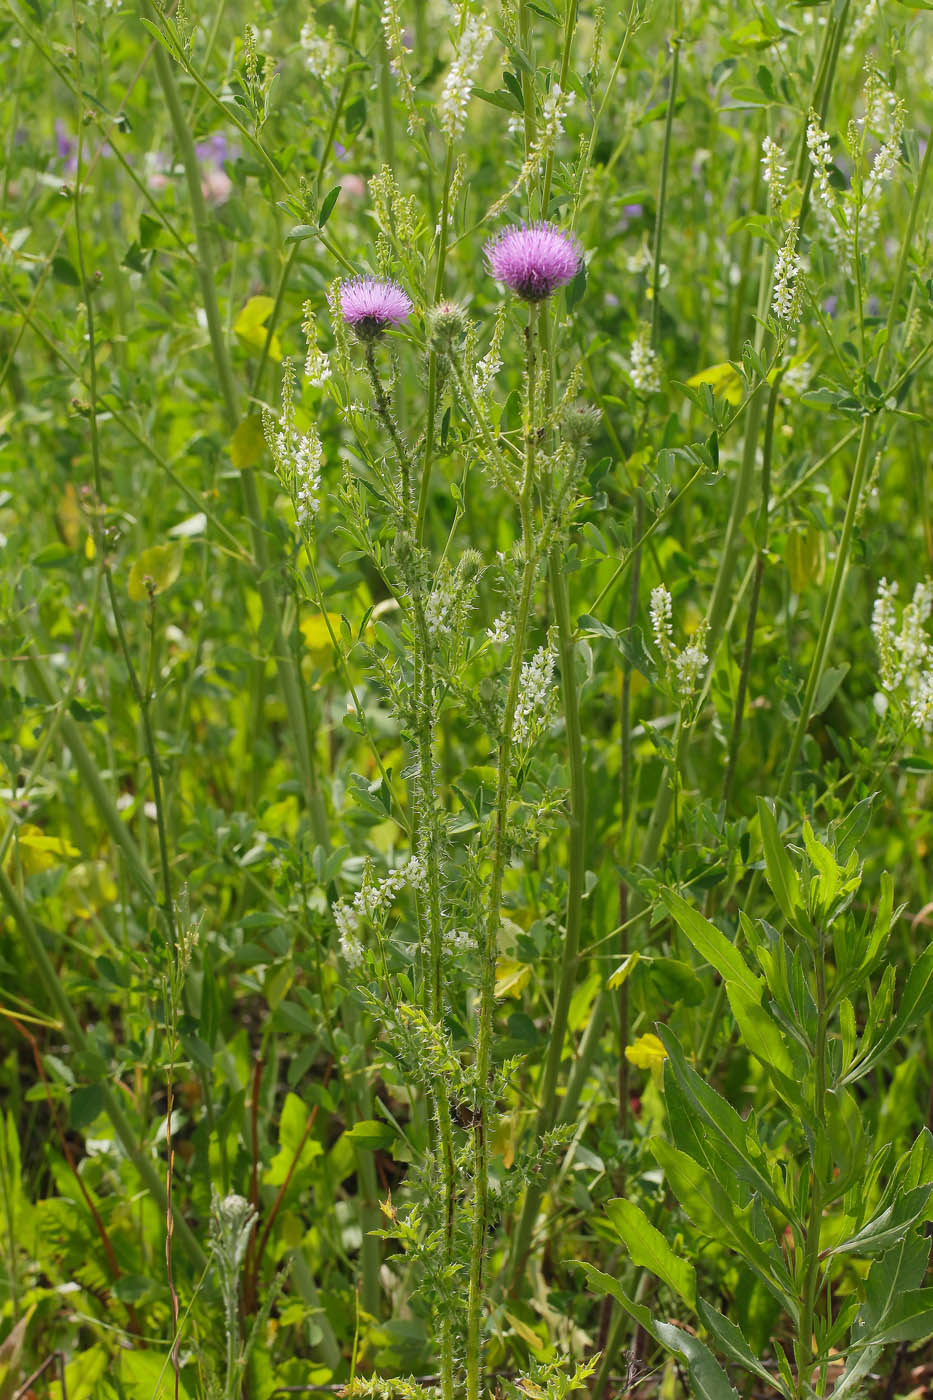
[
  {"x1": 654, "y1": 1321, "x2": 739, "y2": 1400},
  {"x1": 698, "y1": 1300, "x2": 782, "y2": 1392},
  {"x1": 606, "y1": 1197, "x2": 696, "y2": 1306},
  {"x1": 828, "y1": 1186, "x2": 932, "y2": 1258}
]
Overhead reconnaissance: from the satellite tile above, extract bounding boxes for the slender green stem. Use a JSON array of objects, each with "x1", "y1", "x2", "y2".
[
  {"x1": 106, "y1": 574, "x2": 179, "y2": 950},
  {"x1": 508, "y1": 0, "x2": 587, "y2": 1258},
  {"x1": 144, "y1": 4, "x2": 328, "y2": 846},
  {"x1": 795, "y1": 933, "x2": 827, "y2": 1400},
  {"x1": 318, "y1": 0, "x2": 363, "y2": 180},
  {"x1": 776, "y1": 414, "x2": 874, "y2": 803},
  {"x1": 876, "y1": 125, "x2": 931, "y2": 383},
  {"x1": 650, "y1": 28, "x2": 679, "y2": 347},
  {"x1": 466, "y1": 303, "x2": 541, "y2": 1400},
  {"x1": 409, "y1": 591, "x2": 456, "y2": 1400},
  {"x1": 721, "y1": 370, "x2": 783, "y2": 811}
]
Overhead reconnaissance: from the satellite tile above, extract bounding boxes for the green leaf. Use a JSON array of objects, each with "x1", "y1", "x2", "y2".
[
  {"x1": 860, "y1": 1289, "x2": 933, "y2": 1344},
  {"x1": 726, "y1": 982, "x2": 799, "y2": 1089},
  {"x1": 856, "y1": 1232, "x2": 931, "y2": 1341},
  {"x1": 575, "y1": 1263, "x2": 738, "y2": 1400},
  {"x1": 660, "y1": 889, "x2": 760, "y2": 997},
  {"x1": 828, "y1": 1185, "x2": 932, "y2": 1258},
  {"x1": 802, "y1": 821, "x2": 839, "y2": 905},
  {"x1": 654, "y1": 1321, "x2": 739, "y2": 1400},
  {"x1": 264, "y1": 1091, "x2": 323, "y2": 1187},
  {"x1": 895, "y1": 941, "x2": 933, "y2": 1035},
  {"x1": 285, "y1": 223, "x2": 318, "y2": 243},
  {"x1": 698, "y1": 1301, "x2": 783, "y2": 1393},
  {"x1": 574, "y1": 1261, "x2": 654, "y2": 1326},
  {"x1": 231, "y1": 415, "x2": 266, "y2": 470},
  {"x1": 471, "y1": 86, "x2": 523, "y2": 113},
  {"x1": 318, "y1": 185, "x2": 341, "y2": 228},
  {"x1": 812, "y1": 662, "x2": 849, "y2": 715},
  {"x1": 647, "y1": 956, "x2": 705, "y2": 1007},
  {"x1": 565, "y1": 261, "x2": 587, "y2": 312},
  {"x1": 655, "y1": 1025, "x2": 788, "y2": 1218},
  {"x1": 606, "y1": 1197, "x2": 697, "y2": 1306},
  {"x1": 51, "y1": 256, "x2": 81, "y2": 287},
  {"x1": 346, "y1": 1119, "x2": 395, "y2": 1151},
  {"x1": 756, "y1": 798, "x2": 802, "y2": 925},
  {"x1": 70, "y1": 1084, "x2": 105, "y2": 1131},
  {"x1": 613, "y1": 624, "x2": 658, "y2": 683},
  {"x1": 274, "y1": 999, "x2": 317, "y2": 1034},
  {"x1": 649, "y1": 1138, "x2": 794, "y2": 1309}
]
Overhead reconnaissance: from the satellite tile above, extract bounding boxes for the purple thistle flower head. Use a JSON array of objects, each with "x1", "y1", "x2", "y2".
[
  {"x1": 338, "y1": 276, "x2": 413, "y2": 340},
  {"x1": 484, "y1": 222, "x2": 582, "y2": 302}
]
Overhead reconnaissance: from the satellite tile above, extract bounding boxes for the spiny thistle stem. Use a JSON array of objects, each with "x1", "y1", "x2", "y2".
[
  {"x1": 466, "y1": 302, "x2": 541, "y2": 1400},
  {"x1": 365, "y1": 350, "x2": 455, "y2": 1388},
  {"x1": 417, "y1": 141, "x2": 456, "y2": 545},
  {"x1": 364, "y1": 341, "x2": 414, "y2": 518},
  {"x1": 409, "y1": 590, "x2": 457, "y2": 1400}
]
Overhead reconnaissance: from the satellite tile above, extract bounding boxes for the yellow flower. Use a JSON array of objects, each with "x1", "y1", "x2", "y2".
[{"x1": 625, "y1": 1032, "x2": 668, "y2": 1086}]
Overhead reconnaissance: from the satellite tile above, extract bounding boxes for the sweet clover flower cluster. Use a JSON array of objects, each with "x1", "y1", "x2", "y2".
[
  {"x1": 627, "y1": 324, "x2": 661, "y2": 394},
  {"x1": 299, "y1": 20, "x2": 338, "y2": 83},
  {"x1": 438, "y1": 10, "x2": 493, "y2": 140},
  {"x1": 423, "y1": 554, "x2": 481, "y2": 650},
  {"x1": 872, "y1": 578, "x2": 933, "y2": 733},
  {"x1": 805, "y1": 73, "x2": 906, "y2": 269},
  {"x1": 761, "y1": 135, "x2": 787, "y2": 211},
  {"x1": 262, "y1": 361, "x2": 323, "y2": 529},
  {"x1": 772, "y1": 220, "x2": 802, "y2": 326},
  {"x1": 512, "y1": 646, "x2": 557, "y2": 746},
  {"x1": 651, "y1": 584, "x2": 710, "y2": 705},
  {"x1": 335, "y1": 856, "x2": 428, "y2": 967},
  {"x1": 301, "y1": 300, "x2": 331, "y2": 387}
]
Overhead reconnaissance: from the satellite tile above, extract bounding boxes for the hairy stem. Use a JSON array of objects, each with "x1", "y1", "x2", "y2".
[{"x1": 466, "y1": 303, "x2": 540, "y2": 1400}]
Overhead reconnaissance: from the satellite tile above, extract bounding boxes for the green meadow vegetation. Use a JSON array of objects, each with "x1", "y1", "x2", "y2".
[{"x1": 1, "y1": 0, "x2": 932, "y2": 1396}]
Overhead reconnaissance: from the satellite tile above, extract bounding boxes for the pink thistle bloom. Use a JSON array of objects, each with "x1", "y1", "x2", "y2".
[
  {"x1": 484, "y1": 222, "x2": 582, "y2": 301},
  {"x1": 337, "y1": 276, "x2": 413, "y2": 340}
]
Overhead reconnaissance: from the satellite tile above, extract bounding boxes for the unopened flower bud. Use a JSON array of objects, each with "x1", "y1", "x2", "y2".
[{"x1": 425, "y1": 300, "x2": 469, "y2": 354}]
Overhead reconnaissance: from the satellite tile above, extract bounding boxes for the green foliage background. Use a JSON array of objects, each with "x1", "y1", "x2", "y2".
[{"x1": 0, "y1": 0, "x2": 931, "y2": 1395}]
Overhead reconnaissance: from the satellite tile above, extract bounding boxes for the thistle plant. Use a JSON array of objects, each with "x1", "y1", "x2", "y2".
[{"x1": 2, "y1": 0, "x2": 932, "y2": 1396}]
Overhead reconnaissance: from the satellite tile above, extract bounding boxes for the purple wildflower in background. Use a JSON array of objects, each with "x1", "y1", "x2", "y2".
[
  {"x1": 55, "y1": 119, "x2": 78, "y2": 175},
  {"x1": 484, "y1": 222, "x2": 582, "y2": 301},
  {"x1": 338, "y1": 276, "x2": 412, "y2": 340}
]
